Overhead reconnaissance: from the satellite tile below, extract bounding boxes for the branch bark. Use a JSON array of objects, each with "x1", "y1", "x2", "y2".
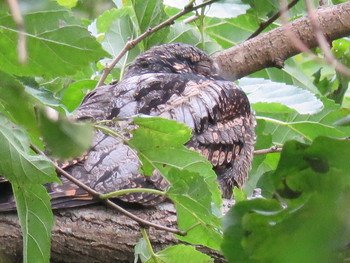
[
  {"x1": 213, "y1": 2, "x2": 350, "y2": 80},
  {"x1": 0, "y1": 202, "x2": 230, "y2": 263}
]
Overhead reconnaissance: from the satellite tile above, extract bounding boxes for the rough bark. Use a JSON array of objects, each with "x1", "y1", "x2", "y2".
[
  {"x1": 213, "y1": 2, "x2": 350, "y2": 80},
  {"x1": 0, "y1": 201, "x2": 231, "y2": 263}
]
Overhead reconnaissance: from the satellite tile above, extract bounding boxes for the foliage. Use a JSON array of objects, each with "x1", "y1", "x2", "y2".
[{"x1": 0, "y1": 0, "x2": 349, "y2": 262}]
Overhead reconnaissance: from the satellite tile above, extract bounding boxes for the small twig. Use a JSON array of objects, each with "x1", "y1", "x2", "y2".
[
  {"x1": 305, "y1": 0, "x2": 350, "y2": 77},
  {"x1": 7, "y1": 0, "x2": 27, "y2": 64},
  {"x1": 96, "y1": 0, "x2": 219, "y2": 87},
  {"x1": 254, "y1": 146, "x2": 282, "y2": 155},
  {"x1": 29, "y1": 143, "x2": 185, "y2": 236},
  {"x1": 184, "y1": 15, "x2": 199, "y2": 24},
  {"x1": 248, "y1": 0, "x2": 300, "y2": 40},
  {"x1": 100, "y1": 188, "x2": 166, "y2": 199}
]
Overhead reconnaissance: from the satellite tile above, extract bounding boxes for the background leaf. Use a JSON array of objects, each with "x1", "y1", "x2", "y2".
[
  {"x1": 0, "y1": 115, "x2": 57, "y2": 263},
  {"x1": 239, "y1": 77, "x2": 324, "y2": 114},
  {"x1": 156, "y1": 244, "x2": 214, "y2": 263},
  {"x1": 0, "y1": 8, "x2": 109, "y2": 77},
  {"x1": 38, "y1": 110, "x2": 94, "y2": 159},
  {"x1": 222, "y1": 137, "x2": 350, "y2": 263}
]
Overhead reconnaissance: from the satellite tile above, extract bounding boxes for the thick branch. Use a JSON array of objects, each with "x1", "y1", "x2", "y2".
[
  {"x1": 0, "y1": 202, "x2": 231, "y2": 263},
  {"x1": 213, "y1": 2, "x2": 350, "y2": 80}
]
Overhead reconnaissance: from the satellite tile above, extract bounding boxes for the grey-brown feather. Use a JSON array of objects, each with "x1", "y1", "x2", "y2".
[
  {"x1": 59, "y1": 43, "x2": 255, "y2": 204},
  {"x1": 0, "y1": 43, "x2": 255, "y2": 210}
]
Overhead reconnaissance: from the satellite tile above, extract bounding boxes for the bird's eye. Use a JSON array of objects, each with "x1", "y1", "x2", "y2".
[{"x1": 196, "y1": 60, "x2": 213, "y2": 76}]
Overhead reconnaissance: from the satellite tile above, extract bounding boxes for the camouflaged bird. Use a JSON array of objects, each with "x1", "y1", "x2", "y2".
[{"x1": 0, "y1": 43, "x2": 255, "y2": 210}]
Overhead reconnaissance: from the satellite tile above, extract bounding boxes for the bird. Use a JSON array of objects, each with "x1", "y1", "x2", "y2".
[{"x1": 0, "y1": 43, "x2": 255, "y2": 210}]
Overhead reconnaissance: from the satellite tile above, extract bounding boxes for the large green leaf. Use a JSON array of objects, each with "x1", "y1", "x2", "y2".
[
  {"x1": 0, "y1": 115, "x2": 58, "y2": 263},
  {"x1": 0, "y1": 8, "x2": 109, "y2": 77},
  {"x1": 167, "y1": 169, "x2": 223, "y2": 250},
  {"x1": 131, "y1": 117, "x2": 221, "y2": 207},
  {"x1": 129, "y1": 117, "x2": 223, "y2": 249},
  {"x1": 0, "y1": 115, "x2": 57, "y2": 184},
  {"x1": 61, "y1": 79, "x2": 97, "y2": 112},
  {"x1": 239, "y1": 77, "x2": 324, "y2": 114},
  {"x1": 222, "y1": 137, "x2": 350, "y2": 263},
  {"x1": 255, "y1": 98, "x2": 350, "y2": 145},
  {"x1": 0, "y1": 71, "x2": 38, "y2": 137},
  {"x1": 38, "y1": 110, "x2": 94, "y2": 159},
  {"x1": 13, "y1": 184, "x2": 54, "y2": 263}
]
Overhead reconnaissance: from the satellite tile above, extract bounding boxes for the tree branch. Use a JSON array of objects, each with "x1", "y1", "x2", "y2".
[
  {"x1": 213, "y1": 2, "x2": 350, "y2": 80},
  {"x1": 0, "y1": 202, "x2": 232, "y2": 262}
]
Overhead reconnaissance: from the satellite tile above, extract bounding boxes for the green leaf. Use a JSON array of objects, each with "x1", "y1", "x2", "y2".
[
  {"x1": 38, "y1": 110, "x2": 94, "y2": 159},
  {"x1": 54, "y1": 0, "x2": 78, "y2": 8},
  {"x1": 130, "y1": 117, "x2": 223, "y2": 249},
  {"x1": 166, "y1": 22, "x2": 221, "y2": 55},
  {"x1": 257, "y1": 116, "x2": 347, "y2": 142},
  {"x1": 13, "y1": 184, "x2": 54, "y2": 263},
  {"x1": 0, "y1": 9, "x2": 109, "y2": 77},
  {"x1": 131, "y1": 118, "x2": 221, "y2": 204},
  {"x1": 239, "y1": 77, "x2": 324, "y2": 114},
  {"x1": 204, "y1": 0, "x2": 250, "y2": 18},
  {"x1": 0, "y1": 71, "x2": 38, "y2": 136},
  {"x1": 334, "y1": 114, "x2": 350, "y2": 126},
  {"x1": 131, "y1": 117, "x2": 221, "y2": 205},
  {"x1": 134, "y1": 238, "x2": 152, "y2": 263},
  {"x1": 0, "y1": 115, "x2": 57, "y2": 184},
  {"x1": 132, "y1": 117, "x2": 192, "y2": 149},
  {"x1": 156, "y1": 245, "x2": 214, "y2": 263},
  {"x1": 255, "y1": 98, "x2": 350, "y2": 145},
  {"x1": 0, "y1": 115, "x2": 57, "y2": 263},
  {"x1": 167, "y1": 169, "x2": 223, "y2": 250},
  {"x1": 165, "y1": 0, "x2": 249, "y2": 18},
  {"x1": 62, "y1": 79, "x2": 97, "y2": 112},
  {"x1": 204, "y1": 14, "x2": 262, "y2": 49},
  {"x1": 222, "y1": 137, "x2": 350, "y2": 263}
]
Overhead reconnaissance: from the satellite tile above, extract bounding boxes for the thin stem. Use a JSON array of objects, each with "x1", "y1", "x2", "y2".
[
  {"x1": 254, "y1": 146, "x2": 282, "y2": 155},
  {"x1": 96, "y1": 0, "x2": 219, "y2": 87},
  {"x1": 248, "y1": 0, "x2": 300, "y2": 40},
  {"x1": 141, "y1": 228, "x2": 158, "y2": 260},
  {"x1": 183, "y1": 222, "x2": 201, "y2": 233},
  {"x1": 29, "y1": 143, "x2": 184, "y2": 235},
  {"x1": 100, "y1": 188, "x2": 166, "y2": 199}
]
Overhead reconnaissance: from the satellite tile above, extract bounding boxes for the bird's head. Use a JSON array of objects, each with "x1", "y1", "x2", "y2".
[{"x1": 124, "y1": 43, "x2": 219, "y2": 78}]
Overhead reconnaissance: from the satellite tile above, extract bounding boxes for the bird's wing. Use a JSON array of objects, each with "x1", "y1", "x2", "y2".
[
  {"x1": 50, "y1": 73, "x2": 255, "y2": 205},
  {"x1": 0, "y1": 72, "x2": 255, "y2": 211}
]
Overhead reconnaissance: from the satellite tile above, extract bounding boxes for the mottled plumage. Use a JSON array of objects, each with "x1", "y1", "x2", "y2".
[{"x1": 0, "y1": 43, "x2": 255, "y2": 210}]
